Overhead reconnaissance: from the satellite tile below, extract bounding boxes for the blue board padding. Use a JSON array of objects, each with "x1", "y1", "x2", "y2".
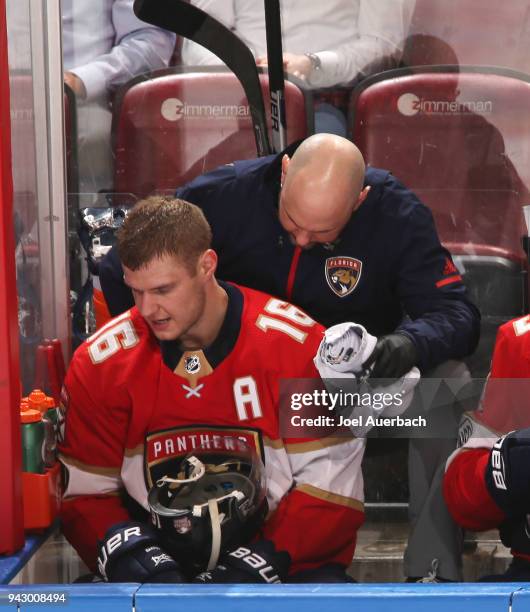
[
  {"x1": 511, "y1": 587, "x2": 530, "y2": 612},
  {"x1": 135, "y1": 583, "x2": 516, "y2": 612},
  {"x1": 3, "y1": 584, "x2": 139, "y2": 611},
  {"x1": 0, "y1": 580, "x2": 522, "y2": 611},
  {"x1": 0, "y1": 525, "x2": 57, "y2": 585}
]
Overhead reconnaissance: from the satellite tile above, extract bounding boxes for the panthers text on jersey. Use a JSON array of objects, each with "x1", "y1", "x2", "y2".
[{"x1": 58, "y1": 282, "x2": 365, "y2": 573}]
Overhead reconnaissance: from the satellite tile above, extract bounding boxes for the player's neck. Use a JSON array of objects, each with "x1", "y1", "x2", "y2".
[{"x1": 180, "y1": 282, "x2": 229, "y2": 350}]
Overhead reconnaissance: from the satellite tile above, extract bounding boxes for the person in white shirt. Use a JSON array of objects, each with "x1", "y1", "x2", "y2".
[
  {"x1": 62, "y1": 0, "x2": 175, "y2": 193},
  {"x1": 62, "y1": 0, "x2": 175, "y2": 103},
  {"x1": 181, "y1": 0, "x2": 415, "y2": 134}
]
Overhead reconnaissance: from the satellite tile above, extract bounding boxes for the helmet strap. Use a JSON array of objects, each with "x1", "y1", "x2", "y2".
[
  {"x1": 207, "y1": 498, "x2": 222, "y2": 571},
  {"x1": 156, "y1": 456, "x2": 206, "y2": 487}
]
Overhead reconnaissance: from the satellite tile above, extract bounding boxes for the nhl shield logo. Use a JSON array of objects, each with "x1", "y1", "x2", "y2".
[
  {"x1": 184, "y1": 354, "x2": 201, "y2": 374},
  {"x1": 325, "y1": 257, "x2": 362, "y2": 297}
]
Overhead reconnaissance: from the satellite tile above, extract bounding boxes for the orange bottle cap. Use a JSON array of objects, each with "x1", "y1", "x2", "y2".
[
  {"x1": 44, "y1": 396, "x2": 55, "y2": 409},
  {"x1": 20, "y1": 398, "x2": 30, "y2": 412},
  {"x1": 20, "y1": 408, "x2": 42, "y2": 423},
  {"x1": 28, "y1": 389, "x2": 47, "y2": 412}
]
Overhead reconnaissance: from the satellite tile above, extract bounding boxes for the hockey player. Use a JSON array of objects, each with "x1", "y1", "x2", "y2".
[
  {"x1": 443, "y1": 314, "x2": 530, "y2": 580},
  {"x1": 58, "y1": 196, "x2": 368, "y2": 583}
]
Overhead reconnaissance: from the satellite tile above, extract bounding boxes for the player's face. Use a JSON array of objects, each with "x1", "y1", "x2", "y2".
[{"x1": 123, "y1": 254, "x2": 206, "y2": 343}]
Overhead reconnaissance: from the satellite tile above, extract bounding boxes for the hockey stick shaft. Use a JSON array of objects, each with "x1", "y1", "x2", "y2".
[
  {"x1": 264, "y1": 0, "x2": 287, "y2": 152},
  {"x1": 134, "y1": 0, "x2": 272, "y2": 156}
]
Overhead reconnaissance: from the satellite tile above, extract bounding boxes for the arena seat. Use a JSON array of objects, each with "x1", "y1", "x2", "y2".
[
  {"x1": 403, "y1": 0, "x2": 530, "y2": 73},
  {"x1": 111, "y1": 66, "x2": 313, "y2": 200},
  {"x1": 349, "y1": 67, "x2": 530, "y2": 374}
]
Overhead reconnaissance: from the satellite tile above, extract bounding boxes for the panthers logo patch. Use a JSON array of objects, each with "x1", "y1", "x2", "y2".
[{"x1": 325, "y1": 257, "x2": 362, "y2": 297}]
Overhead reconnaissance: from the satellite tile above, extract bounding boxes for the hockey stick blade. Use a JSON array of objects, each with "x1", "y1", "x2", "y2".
[
  {"x1": 264, "y1": 0, "x2": 287, "y2": 152},
  {"x1": 134, "y1": 0, "x2": 272, "y2": 156}
]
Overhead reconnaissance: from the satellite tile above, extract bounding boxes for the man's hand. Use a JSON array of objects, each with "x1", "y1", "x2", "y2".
[
  {"x1": 256, "y1": 53, "x2": 312, "y2": 80},
  {"x1": 362, "y1": 333, "x2": 418, "y2": 381},
  {"x1": 485, "y1": 429, "x2": 530, "y2": 516},
  {"x1": 97, "y1": 522, "x2": 186, "y2": 583},
  {"x1": 64, "y1": 71, "x2": 87, "y2": 99},
  {"x1": 193, "y1": 540, "x2": 290, "y2": 584}
]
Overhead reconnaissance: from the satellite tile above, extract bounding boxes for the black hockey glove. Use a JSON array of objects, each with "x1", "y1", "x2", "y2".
[
  {"x1": 97, "y1": 522, "x2": 187, "y2": 583},
  {"x1": 193, "y1": 540, "x2": 291, "y2": 584},
  {"x1": 484, "y1": 428, "x2": 530, "y2": 516},
  {"x1": 499, "y1": 515, "x2": 530, "y2": 557},
  {"x1": 362, "y1": 333, "x2": 418, "y2": 381}
]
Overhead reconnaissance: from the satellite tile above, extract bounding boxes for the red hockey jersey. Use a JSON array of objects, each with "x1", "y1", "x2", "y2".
[
  {"x1": 58, "y1": 283, "x2": 365, "y2": 573},
  {"x1": 444, "y1": 315, "x2": 530, "y2": 531}
]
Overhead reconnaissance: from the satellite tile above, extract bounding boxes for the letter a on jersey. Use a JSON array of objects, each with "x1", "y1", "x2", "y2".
[{"x1": 325, "y1": 257, "x2": 362, "y2": 297}]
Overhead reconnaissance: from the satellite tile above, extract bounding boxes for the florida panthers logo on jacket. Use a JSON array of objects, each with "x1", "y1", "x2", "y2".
[{"x1": 325, "y1": 257, "x2": 362, "y2": 297}]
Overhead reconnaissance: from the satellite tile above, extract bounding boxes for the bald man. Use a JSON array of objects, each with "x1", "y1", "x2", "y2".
[
  {"x1": 278, "y1": 136, "x2": 369, "y2": 249},
  {"x1": 99, "y1": 135, "x2": 480, "y2": 581}
]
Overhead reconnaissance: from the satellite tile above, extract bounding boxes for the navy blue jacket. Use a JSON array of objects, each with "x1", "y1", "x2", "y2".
[{"x1": 100, "y1": 149, "x2": 480, "y2": 372}]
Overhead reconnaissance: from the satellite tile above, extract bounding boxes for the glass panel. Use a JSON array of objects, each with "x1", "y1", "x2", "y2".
[
  {"x1": 7, "y1": 0, "x2": 69, "y2": 395},
  {"x1": 7, "y1": 0, "x2": 43, "y2": 393}
]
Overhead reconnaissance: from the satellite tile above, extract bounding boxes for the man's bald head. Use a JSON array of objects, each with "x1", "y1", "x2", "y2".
[{"x1": 279, "y1": 134, "x2": 369, "y2": 249}]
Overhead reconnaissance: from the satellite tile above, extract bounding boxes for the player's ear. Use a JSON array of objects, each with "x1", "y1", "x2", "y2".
[
  {"x1": 354, "y1": 186, "x2": 371, "y2": 211},
  {"x1": 281, "y1": 154, "x2": 290, "y2": 187},
  {"x1": 199, "y1": 249, "x2": 218, "y2": 279}
]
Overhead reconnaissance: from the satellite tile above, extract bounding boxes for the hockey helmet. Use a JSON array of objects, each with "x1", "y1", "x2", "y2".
[{"x1": 148, "y1": 441, "x2": 267, "y2": 571}]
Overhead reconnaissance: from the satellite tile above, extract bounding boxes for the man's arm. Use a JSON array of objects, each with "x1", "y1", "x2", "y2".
[
  {"x1": 443, "y1": 447, "x2": 504, "y2": 531},
  {"x1": 58, "y1": 345, "x2": 131, "y2": 571},
  {"x1": 261, "y1": 327, "x2": 365, "y2": 574},
  {"x1": 262, "y1": 436, "x2": 365, "y2": 573},
  {"x1": 68, "y1": 0, "x2": 176, "y2": 101},
  {"x1": 390, "y1": 180, "x2": 481, "y2": 372},
  {"x1": 290, "y1": 0, "x2": 415, "y2": 88},
  {"x1": 444, "y1": 316, "x2": 530, "y2": 531}
]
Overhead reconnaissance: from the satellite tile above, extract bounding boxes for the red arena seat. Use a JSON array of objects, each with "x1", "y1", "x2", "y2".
[
  {"x1": 112, "y1": 66, "x2": 312, "y2": 200},
  {"x1": 349, "y1": 67, "x2": 530, "y2": 373}
]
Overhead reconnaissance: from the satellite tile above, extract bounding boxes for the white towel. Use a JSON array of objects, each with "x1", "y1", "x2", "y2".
[{"x1": 314, "y1": 322, "x2": 421, "y2": 436}]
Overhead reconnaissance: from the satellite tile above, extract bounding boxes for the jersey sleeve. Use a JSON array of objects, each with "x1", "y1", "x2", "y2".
[
  {"x1": 58, "y1": 340, "x2": 132, "y2": 571},
  {"x1": 443, "y1": 448, "x2": 505, "y2": 531},
  {"x1": 262, "y1": 436, "x2": 365, "y2": 573},
  {"x1": 261, "y1": 316, "x2": 365, "y2": 573}
]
